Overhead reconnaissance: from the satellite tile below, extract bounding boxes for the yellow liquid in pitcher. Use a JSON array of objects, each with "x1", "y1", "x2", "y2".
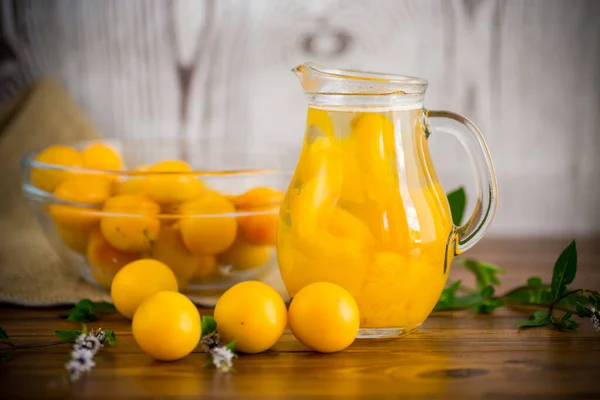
[{"x1": 277, "y1": 106, "x2": 455, "y2": 329}]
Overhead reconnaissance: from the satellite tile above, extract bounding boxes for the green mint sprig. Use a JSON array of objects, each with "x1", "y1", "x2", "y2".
[
  {"x1": 434, "y1": 259, "x2": 504, "y2": 313},
  {"x1": 61, "y1": 299, "x2": 117, "y2": 322},
  {"x1": 515, "y1": 241, "x2": 597, "y2": 330},
  {"x1": 439, "y1": 189, "x2": 600, "y2": 332}
]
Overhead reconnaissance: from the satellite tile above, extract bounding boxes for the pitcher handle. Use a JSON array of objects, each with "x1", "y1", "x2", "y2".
[{"x1": 425, "y1": 110, "x2": 498, "y2": 254}]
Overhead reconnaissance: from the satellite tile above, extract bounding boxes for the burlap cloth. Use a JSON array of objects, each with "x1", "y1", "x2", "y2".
[
  {"x1": 0, "y1": 79, "x2": 111, "y2": 305},
  {"x1": 0, "y1": 79, "x2": 287, "y2": 306}
]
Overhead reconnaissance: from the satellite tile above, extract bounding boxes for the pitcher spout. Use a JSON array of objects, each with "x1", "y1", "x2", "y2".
[{"x1": 292, "y1": 62, "x2": 428, "y2": 107}]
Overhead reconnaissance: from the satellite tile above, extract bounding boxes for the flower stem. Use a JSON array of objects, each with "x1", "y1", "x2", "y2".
[
  {"x1": 548, "y1": 289, "x2": 587, "y2": 316},
  {"x1": 503, "y1": 302, "x2": 572, "y2": 312},
  {"x1": 1, "y1": 340, "x2": 66, "y2": 351},
  {"x1": 499, "y1": 285, "x2": 544, "y2": 299}
]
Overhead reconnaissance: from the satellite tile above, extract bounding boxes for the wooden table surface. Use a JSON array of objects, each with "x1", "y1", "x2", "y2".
[{"x1": 1, "y1": 238, "x2": 600, "y2": 399}]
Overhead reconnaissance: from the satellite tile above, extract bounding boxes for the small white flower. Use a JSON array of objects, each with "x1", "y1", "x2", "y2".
[
  {"x1": 65, "y1": 356, "x2": 96, "y2": 381},
  {"x1": 65, "y1": 330, "x2": 108, "y2": 380},
  {"x1": 74, "y1": 334, "x2": 102, "y2": 352},
  {"x1": 71, "y1": 348, "x2": 94, "y2": 362},
  {"x1": 591, "y1": 315, "x2": 600, "y2": 332},
  {"x1": 79, "y1": 357, "x2": 96, "y2": 372},
  {"x1": 65, "y1": 360, "x2": 81, "y2": 374},
  {"x1": 65, "y1": 360, "x2": 84, "y2": 380},
  {"x1": 74, "y1": 334, "x2": 87, "y2": 347},
  {"x1": 210, "y1": 346, "x2": 234, "y2": 373}
]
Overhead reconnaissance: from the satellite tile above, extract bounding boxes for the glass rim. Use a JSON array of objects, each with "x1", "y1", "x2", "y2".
[{"x1": 20, "y1": 138, "x2": 294, "y2": 177}]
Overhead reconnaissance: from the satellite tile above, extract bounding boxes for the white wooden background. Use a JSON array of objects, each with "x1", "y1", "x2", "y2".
[{"x1": 1, "y1": 0, "x2": 599, "y2": 237}]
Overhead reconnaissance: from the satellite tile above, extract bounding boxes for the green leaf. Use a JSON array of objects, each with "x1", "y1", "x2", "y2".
[
  {"x1": 527, "y1": 277, "x2": 543, "y2": 287},
  {"x1": 517, "y1": 310, "x2": 552, "y2": 328},
  {"x1": 81, "y1": 324, "x2": 88, "y2": 334},
  {"x1": 504, "y1": 285, "x2": 553, "y2": 305},
  {"x1": 92, "y1": 302, "x2": 117, "y2": 313},
  {"x1": 559, "y1": 311, "x2": 574, "y2": 324},
  {"x1": 201, "y1": 316, "x2": 217, "y2": 337},
  {"x1": 55, "y1": 329, "x2": 83, "y2": 342},
  {"x1": 555, "y1": 311, "x2": 579, "y2": 331},
  {"x1": 461, "y1": 259, "x2": 503, "y2": 291},
  {"x1": 575, "y1": 302, "x2": 594, "y2": 318},
  {"x1": 79, "y1": 299, "x2": 95, "y2": 309},
  {"x1": 474, "y1": 298, "x2": 504, "y2": 314},
  {"x1": 437, "y1": 281, "x2": 462, "y2": 302},
  {"x1": 434, "y1": 292, "x2": 483, "y2": 311},
  {"x1": 203, "y1": 359, "x2": 214, "y2": 367},
  {"x1": 561, "y1": 292, "x2": 590, "y2": 306},
  {"x1": 67, "y1": 309, "x2": 97, "y2": 322},
  {"x1": 451, "y1": 293, "x2": 484, "y2": 308},
  {"x1": 589, "y1": 292, "x2": 600, "y2": 310},
  {"x1": 517, "y1": 319, "x2": 549, "y2": 328},
  {"x1": 0, "y1": 327, "x2": 8, "y2": 340},
  {"x1": 550, "y1": 240, "x2": 577, "y2": 299},
  {"x1": 564, "y1": 320, "x2": 579, "y2": 330},
  {"x1": 434, "y1": 281, "x2": 482, "y2": 311},
  {"x1": 225, "y1": 340, "x2": 238, "y2": 352},
  {"x1": 447, "y1": 187, "x2": 466, "y2": 226},
  {"x1": 445, "y1": 280, "x2": 462, "y2": 296},
  {"x1": 481, "y1": 285, "x2": 495, "y2": 298},
  {"x1": 103, "y1": 329, "x2": 116, "y2": 345},
  {"x1": 61, "y1": 299, "x2": 115, "y2": 322},
  {"x1": 0, "y1": 352, "x2": 12, "y2": 362},
  {"x1": 61, "y1": 299, "x2": 95, "y2": 322}
]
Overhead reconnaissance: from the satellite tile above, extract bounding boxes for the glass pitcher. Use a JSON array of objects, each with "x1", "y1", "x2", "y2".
[{"x1": 277, "y1": 63, "x2": 498, "y2": 338}]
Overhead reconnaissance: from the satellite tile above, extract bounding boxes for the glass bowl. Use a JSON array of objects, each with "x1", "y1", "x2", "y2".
[{"x1": 21, "y1": 139, "x2": 293, "y2": 305}]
